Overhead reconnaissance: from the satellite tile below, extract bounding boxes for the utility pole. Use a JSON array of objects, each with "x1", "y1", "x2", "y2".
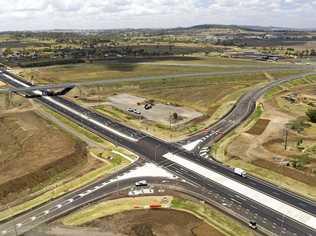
[
  {"x1": 169, "y1": 112, "x2": 172, "y2": 141},
  {"x1": 283, "y1": 128, "x2": 288, "y2": 150}
]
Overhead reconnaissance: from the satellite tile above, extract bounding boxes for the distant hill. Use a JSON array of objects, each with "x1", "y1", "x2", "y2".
[{"x1": 176, "y1": 24, "x2": 316, "y2": 32}]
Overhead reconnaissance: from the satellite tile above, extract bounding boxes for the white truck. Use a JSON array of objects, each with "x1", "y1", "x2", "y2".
[{"x1": 234, "y1": 168, "x2": 247, "y2": 177}]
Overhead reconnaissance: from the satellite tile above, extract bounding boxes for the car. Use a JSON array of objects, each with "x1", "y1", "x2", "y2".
[
  {"x1": 135, "y1": 180, "x2": 148, "y2": 187},
  {"x1": 127, "y1": 108, "x2": 133, "y2": 112},
  {"x1": 248, "y1": 220, "x2": 257, "y2": 229},
  {"x1": 144, "y1": 103, "x2": 152, "y2": 110}
]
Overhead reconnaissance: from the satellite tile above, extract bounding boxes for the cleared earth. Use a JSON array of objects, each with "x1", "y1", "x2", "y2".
[
  {"x1": 0, "y1": 96, "x2": 93, "y2": 205},
  {"x1": 107, "y1": 93, "x2": 203, "y2": 127},
  {"x1": 225, "y1": 78, "x2": 316, "y2": 199},
  {"x1": 28, "y1": 209, "x2": 224, "y2": 236},
  {"x1": 83, "y1": 209, "x2": 224, "y2": 236}
]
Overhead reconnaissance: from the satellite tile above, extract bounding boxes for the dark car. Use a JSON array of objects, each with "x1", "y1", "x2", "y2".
[
  {"x1": 248, "y1": 220, "x2": 257, "y2": 229},
  {"x1": 144, "y1": 103, "x2": 153, "y2": 110}
]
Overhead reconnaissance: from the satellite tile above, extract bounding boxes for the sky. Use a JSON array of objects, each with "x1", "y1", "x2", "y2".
[{"x1": 0, "y1": 0, "x2": 315, "y2": 31}]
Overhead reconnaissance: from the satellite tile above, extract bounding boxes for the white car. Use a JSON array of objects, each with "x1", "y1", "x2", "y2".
[{"x1": 135, "y1": 180, "x2": 148, "y2": 187}]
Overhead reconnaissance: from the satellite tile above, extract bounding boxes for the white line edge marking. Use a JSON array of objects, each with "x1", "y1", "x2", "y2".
[
  {"x1": 2, "y1": 73, "x2": 138, "y2": 142},
  {"x1": 163, "y1": 152, "x2": 316, "y2": 230}
]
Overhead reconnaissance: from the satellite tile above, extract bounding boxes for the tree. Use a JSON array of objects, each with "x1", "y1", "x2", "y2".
[
  {"x1": 172, "y1": 112, "x2": 178, "y2": 120},
  {"x1": 3, "y1": 48, "x2": 13, "y2": 57},
  {"x1": 306, "y1": 109, "x2": 316, "y2": 123},
  {"x1": 286, "y1": 117, "x2": 311, "y2": 133}
]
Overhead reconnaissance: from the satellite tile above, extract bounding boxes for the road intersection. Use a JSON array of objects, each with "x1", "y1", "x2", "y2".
[{"x1": 0, "y1": 69, "x2": 315, "y2": 236}]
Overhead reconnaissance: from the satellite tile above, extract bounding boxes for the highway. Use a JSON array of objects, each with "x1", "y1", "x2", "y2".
[{"x1": 0, "y1": 70, "x2": 315, "y2": 236}]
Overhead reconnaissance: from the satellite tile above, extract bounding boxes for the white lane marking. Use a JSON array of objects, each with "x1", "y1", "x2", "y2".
[
  {"x1": 182, "y1": 139, "x2": 202, "y2": 151},
  {"x1": 163, "y1": 152, "x2": 316, "y2": 230},
  {"x1": 2, "y1": 73, "x2": 138, "y2": 142}
]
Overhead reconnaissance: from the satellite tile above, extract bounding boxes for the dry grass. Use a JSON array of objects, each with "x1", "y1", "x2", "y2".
[{"x1": 18, "y1": 62, "x2": 241, "y2": 84}]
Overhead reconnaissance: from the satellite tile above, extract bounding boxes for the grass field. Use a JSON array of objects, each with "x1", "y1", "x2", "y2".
[
  {"x1": 18, "y1": 62, "x2": 234, "y2": 83},
  {"x1": 16, "y1": 57, "x2": 302, "y2": 84},
  {"x1": 74, "y1": 70, "x2": 304, "y2": 140},
  {"x1": 82, "y1": 71, "x2": 303, "y2": 113},
  {"x1": 143, "y1": 56, "x2": 288, "y2": 66}
]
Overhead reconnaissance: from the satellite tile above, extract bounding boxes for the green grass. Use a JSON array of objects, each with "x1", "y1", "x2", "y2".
[
  {"x1": 171, "y1": 198, "x2": 255, "y2": 236},
  {"x1": 62, "y1": 196, "x2": 172, "y2": 226},
  {"x1": 62, "y1": 195, "x2": 252, "y2": 236},
  {"x1": 45, "y1": 107, "x2": 104, "y2": 143}
]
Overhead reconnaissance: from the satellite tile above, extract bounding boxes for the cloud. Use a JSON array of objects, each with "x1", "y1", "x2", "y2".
[{"x1": 0, "y1": 0, "x2": 315, "y2": 30}]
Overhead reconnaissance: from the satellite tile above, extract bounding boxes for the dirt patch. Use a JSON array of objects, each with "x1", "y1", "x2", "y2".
[
  {"x1": 226, "y1": 83, "x2": 316, "y2": 191},
  {"x1": 107, "y1": 93, "x2": 203, "y2": 127},
  {"x1": 246, "y1": 119, "x2": 270, "y2": 135},
  {"x1": 0, "y1": 81, "x2": 6, "y2": 87},
  {"x1": 0, "y1": 110, "x2": 89, "y2": 204},
  {"x1": 82, "y1": 209, "x2": 224, "y2": 236}
]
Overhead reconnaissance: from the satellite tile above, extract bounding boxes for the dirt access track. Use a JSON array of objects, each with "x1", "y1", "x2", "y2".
[
  {"x1": 0, "y1": 110, "x2": 87, "y2": 204},
  {"x1": 227, "y1": 85, "x2": 316, "y2": 187}
]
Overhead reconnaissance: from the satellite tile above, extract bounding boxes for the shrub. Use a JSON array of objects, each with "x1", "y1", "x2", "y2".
[
  {"x1": 306, "y1": 109, "x2": 316, "y2": 123},
  {"x1": 286, "y1": 117, "x2": 311, "y2": 133}
]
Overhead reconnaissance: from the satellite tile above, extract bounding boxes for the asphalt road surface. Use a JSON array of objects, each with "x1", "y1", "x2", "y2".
[
  {"x1": 0, "y1": 70, "x2": 315, "y2": 236},
  {"x1": 179, "y1": 71, "x2": 316, "y2": 152}
]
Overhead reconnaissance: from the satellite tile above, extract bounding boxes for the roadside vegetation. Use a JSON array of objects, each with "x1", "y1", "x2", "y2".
[
  {"x1": 213, "y1": 75, "x2": 316, "y2": 200},
  {"x1": 61, "y1": 196, "x2": 253, "y2": 236},
  {"x1": 73, "y1": 70, "x2": 302, "y2": 141}
]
